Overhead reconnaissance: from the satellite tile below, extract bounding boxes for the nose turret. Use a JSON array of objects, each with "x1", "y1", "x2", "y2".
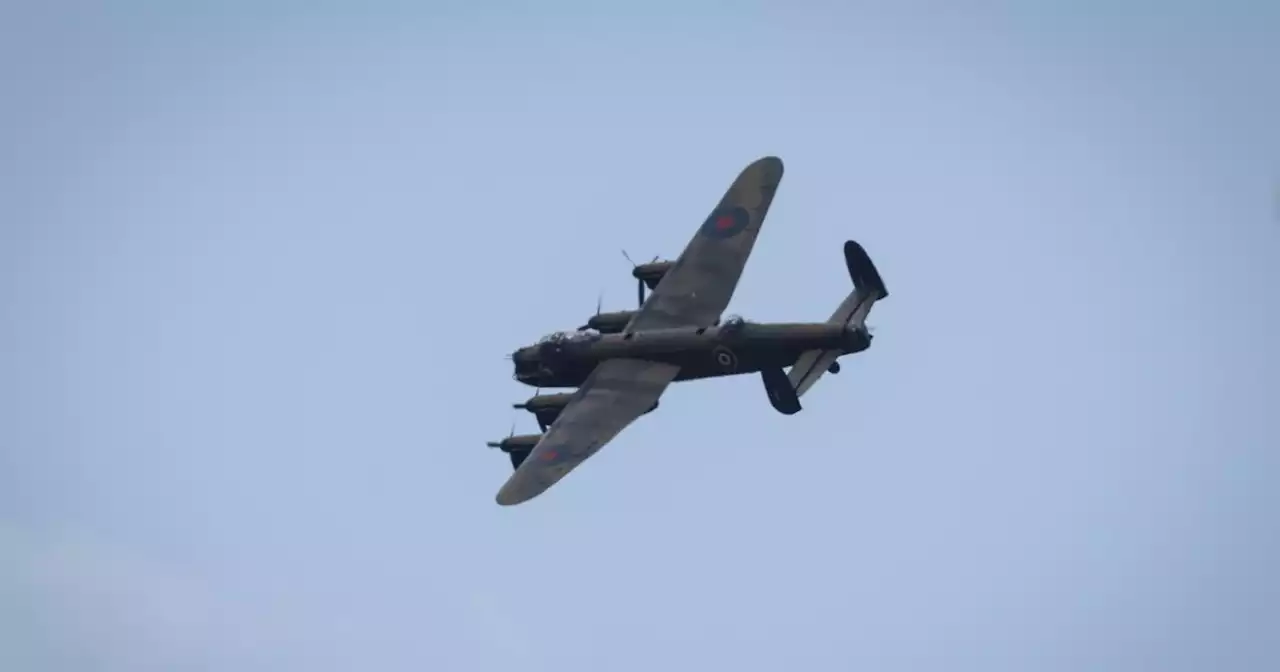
[{"x1": 511, "y1": 346, "x2": 542, "y2": 383}]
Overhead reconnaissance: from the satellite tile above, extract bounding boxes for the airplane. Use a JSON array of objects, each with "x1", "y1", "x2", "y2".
[{"x1": 490, "y1": 156, "x2": 889, "y2": 506}]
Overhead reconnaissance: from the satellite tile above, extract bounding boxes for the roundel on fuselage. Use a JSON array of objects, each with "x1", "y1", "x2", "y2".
[{"x1": 710, "y1": 345, "x2": 739, "y2": 372}]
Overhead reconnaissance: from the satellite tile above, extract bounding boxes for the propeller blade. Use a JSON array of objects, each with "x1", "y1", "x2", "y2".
[
  {"x1": 622, "y1": 249, "x2": 637, "y2": 267},
  {"x1": 637, "y1": 278, "x2": 645, "y2": 308},
  {"x1": 486, "y1": 440, "x2": 501, "y2": 448}
]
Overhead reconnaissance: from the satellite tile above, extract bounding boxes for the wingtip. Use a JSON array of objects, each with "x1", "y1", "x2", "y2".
[
  {"x1": 494, "y1": 487, "x2": 527, "y2": 506},
  {"x1": 739, "y1": 156, "x2": 783, "y2": 188},
  {"x1": 753, "y1": 155, "x2": 784, "y2": 174},
  {"x1": 495, "y1": 477, "x2": 537, "y2": 506}
]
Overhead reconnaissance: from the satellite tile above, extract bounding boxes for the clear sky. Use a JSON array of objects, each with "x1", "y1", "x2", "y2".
[{"x1": 3, "y1": 2, "x2": 1278, "y2": 670}]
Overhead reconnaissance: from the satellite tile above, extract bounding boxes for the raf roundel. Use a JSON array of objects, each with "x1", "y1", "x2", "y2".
[
  {"x1": 699, "y1": 206, "x2": 750, "y2": 239},
  {"x1": 711, "y1": 345, "x2": 739, "y2": 372}
]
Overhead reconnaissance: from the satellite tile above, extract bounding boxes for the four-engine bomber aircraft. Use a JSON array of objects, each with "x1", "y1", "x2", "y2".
[{"x1": 491, "y1": 156, "x2": 888, "y2": 506}]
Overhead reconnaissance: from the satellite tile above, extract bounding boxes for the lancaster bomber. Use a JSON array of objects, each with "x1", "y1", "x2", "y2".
[{"x1": 488, "y1": 156, "x2": 889, "y2": 506}]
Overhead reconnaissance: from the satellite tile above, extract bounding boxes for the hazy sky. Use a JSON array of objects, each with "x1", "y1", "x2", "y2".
[{"x1": 3, "y1": 2, "x2": 1278, "y2": 671}]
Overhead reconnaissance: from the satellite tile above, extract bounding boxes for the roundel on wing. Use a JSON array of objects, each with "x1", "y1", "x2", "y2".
[{"x1": 699, "y1": 206, "x2": 750, "y2": 239}]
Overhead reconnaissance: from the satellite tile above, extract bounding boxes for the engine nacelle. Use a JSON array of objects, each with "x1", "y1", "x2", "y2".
[
  {"x1": 486, "y1": 433, "x2": 543, "y2": 470},
  {"x1": 514, "y1": 392, "x2": 573, "y2": 413},
  {"x1": 581, "y1": 310, "x2": 636, "y2": 334},
  {"x1": 486, "y1": 433, "x2": 542, "y2": 453},
  {"x1": 515, "y1": 393, "x2": 572, "y2": 431},
  {"x1": 632, "y1": 260, "x2": 674, "y2": 290},
  {"x1": 515, "y1": 392, "x2": 658, "y2": 431}
]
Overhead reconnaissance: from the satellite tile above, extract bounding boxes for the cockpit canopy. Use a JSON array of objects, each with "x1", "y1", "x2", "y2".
[{"x1": 537, "y1": 329, "x2": 601, "y2": 344}]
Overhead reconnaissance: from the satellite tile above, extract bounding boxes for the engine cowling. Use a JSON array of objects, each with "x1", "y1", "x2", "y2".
[
  {"x1": 515, "y1": 392, "x2": 658, "y2": 431},
  {"x1": 486, "y1": 433, "x2": 541, "y2": 453},
  {"x1": 632, "y1": 260, "x2": 674, "y2": 289},
  {"x1": 486, "y1": 433, "x2": 543, "y2": 470},
  {"x1": 581, "y1": 310, "x2": 636, "y2": 334},
  {"x1": 515, "y1": 393, "x2": 572, "y2": 431},
  {"x1": 513, "y1": 392, "x2": 572, "y2": 411},
  {"x1": 631, "y1": 260, "x2": 674, "y2": 307}
]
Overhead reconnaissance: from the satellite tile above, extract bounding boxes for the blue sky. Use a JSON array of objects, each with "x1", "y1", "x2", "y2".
[{"x1": 2, "y1": 2, "x2": 1278, "y2": 670}]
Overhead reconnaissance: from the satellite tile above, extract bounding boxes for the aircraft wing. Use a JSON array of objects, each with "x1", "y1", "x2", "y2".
[
  {"x1": 627, "y1": 156, "x2": 784, "y2": 332},
  {"x1": 495, "y1": 358, "x2": 681, "y2": 505}
]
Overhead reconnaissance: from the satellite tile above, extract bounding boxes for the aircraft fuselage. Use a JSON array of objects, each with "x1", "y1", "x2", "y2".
[{"x1": 511, "y1": 321, "x2": 871, "y2": 388}]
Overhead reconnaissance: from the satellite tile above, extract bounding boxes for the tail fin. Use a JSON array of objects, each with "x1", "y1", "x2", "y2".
[
  {"x1": 828, "y1": 240, "x2": 889, "y2": 328},
  {"x1": 787, "y1": 240, "x2": 888, "y2": 398}
]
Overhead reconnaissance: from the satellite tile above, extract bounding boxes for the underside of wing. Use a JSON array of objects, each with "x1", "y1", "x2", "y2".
[
  {"x1": 495, "y1": 358, "x2": 680, "y2": 506},
  {"x1": 627, "y1": 156, "x2": 784, "y2": 332}
]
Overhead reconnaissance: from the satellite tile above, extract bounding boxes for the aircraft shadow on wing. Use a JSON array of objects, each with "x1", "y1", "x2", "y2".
[{"x1": 485, "y1": 156, "x2": 889, "y2": 506}]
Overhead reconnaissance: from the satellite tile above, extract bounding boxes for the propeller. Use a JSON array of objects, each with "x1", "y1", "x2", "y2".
[
  {"x1": 622, "y1": 250, "x2": 653, "y2": 308},
  {"x1": 578, "y1": 293, "x2": 604, "y2": 331},
  {"x1": 512, "y1": 387, "x2": 541, "y2": 410},
  {"x1": 486, "y1": 421, "x2": 516, "y2": 449}
]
